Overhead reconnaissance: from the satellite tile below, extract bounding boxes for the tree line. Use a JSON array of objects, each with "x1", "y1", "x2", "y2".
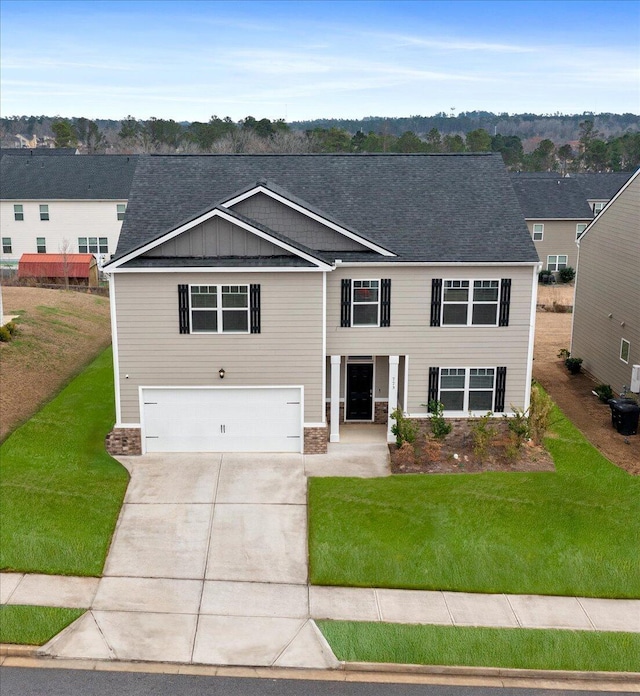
[{"x1": 1, "y1": 114, "x2": 639, "y2": 172}]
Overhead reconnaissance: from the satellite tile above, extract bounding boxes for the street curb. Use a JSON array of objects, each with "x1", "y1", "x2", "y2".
[
  {"x1": 0, "y1": 644, "x2": 38, "y2": 658},
  {"x1": 343, "y1": 660, "x2": 640, "y2": 683},
  {"x1": 1, "y1": 646, "x2": 638, "y2": 685}
]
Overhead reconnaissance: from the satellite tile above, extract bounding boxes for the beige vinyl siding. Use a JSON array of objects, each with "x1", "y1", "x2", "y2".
[
  {"x1": 572, "y1": 176, "x2": 640, "y2": 390},
  {"x1": 527, "y1": 220, "x2": 588, "y2": 271},
  {"x1": 115, "y1": 271, "x2": 324, "y2": 424},
  {"x1": 326, "y1": 265, "x2": 536, "y2": 415}
]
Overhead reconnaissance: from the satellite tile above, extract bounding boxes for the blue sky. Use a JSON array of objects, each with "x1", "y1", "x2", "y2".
[{"x1": 1, "y1": 0, "x2": 638, "y2": 121}]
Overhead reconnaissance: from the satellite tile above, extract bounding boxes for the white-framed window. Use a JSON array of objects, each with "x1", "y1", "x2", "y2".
[
  {"x1": 532, "y1": 223, "x2": 544, "y2": 241},
  {"x1": 36, "y1": 237, "x2": 46, "y2": 253},
  {"x1": 117, "y1": 203, "x2": 126, "y2": 221},
  {"x1": 576, "y1": 223, "x2": 588, "y2": 239},
  {"x1": 593, "y1": 202, "x2": 605, "y2": 215},
  {"x1": 352, "y1": 279, "x2": 380, "y2": 326},
  {"x1": 39, "y1": 204, "x2": 49, "y2": 221},
  {"x1": 189, "y1": 284, "x2": 249, "y2": 333},
  {"x1": 78, "y1": 237, "x2": 108, "y2": 254},
  {"x1": 442, "y1": 279, "x2": 499, "y2": 326},
  {"x1": 13, "y1": 204, "x2": 24, "y2": 221},
  {"x1": 620, "y1": 339, "x2": 630, "y2": 364},
  {"x1": 547, "y1": 255, "x2": 568, "y2": 272},
  {"x1": 440, "y1": 368, "x2": 496, "y2": 412},
  {"x1": 2, "y1": 237, "x2": 12, "y2": 254}
]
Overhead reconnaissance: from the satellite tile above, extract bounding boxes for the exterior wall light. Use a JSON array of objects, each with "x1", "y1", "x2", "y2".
[{"x1": 219, "y1": 368, "x2": 225, "y2": 379}]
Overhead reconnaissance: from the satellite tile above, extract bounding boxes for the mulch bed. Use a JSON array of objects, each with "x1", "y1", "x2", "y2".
[{"x1": 389, "y1": 419, "x2": 555, "y2": 475}]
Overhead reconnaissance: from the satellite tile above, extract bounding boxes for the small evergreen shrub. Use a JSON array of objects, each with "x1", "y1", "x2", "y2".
[
  {"x1": 529, "y1": 384, "x2": 553, "y2": 445},
  {"x1": 390, "y1": 408, "x2": 418, "y2": 448},
  {"x1": 0, "y1": 326, "x2": 11, "y2": 342},
  {"x1": 559, "y1": 266, "x2": 575, "y2": 283},
  {"x1": 594, "y1": 384, "x2": 614, "y2": 403},
  {"x1": 427, "y1": 400, "x2": 452, "y2": 439},
  {"x1": 5, "y1": 322, "x2": 18, "y2": 336},
  {"x1": 470, "y1": 412, "x2": 497, "y2": 462}
]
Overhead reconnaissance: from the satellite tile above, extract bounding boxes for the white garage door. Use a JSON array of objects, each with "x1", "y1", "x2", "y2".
[{"x1": 141, "y1": 387, "x2": 302, "y2": 453}]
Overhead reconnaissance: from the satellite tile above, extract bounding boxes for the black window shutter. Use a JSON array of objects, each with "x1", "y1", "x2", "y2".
[
  {"x1": 428, "y1": 367, "x2": 440, "y2": 410},
  {"x1": 430, "y1": 278, "x2": 442, "y2": 326},
  {"x1": 499, "y1": 278, "x2": 512, "y2": 326},
  {"x1": 341, "y1": 278, "x2": 352, "y2": 327},
  {"x1": 178, "y1": 284, "x2": 190, "y2": 334},
  {"x1": 380, "y1": 278, "x2": 391, "y2": 327},
  {"x1": 494, "y1": 366, "x2": 507, "y2": 412},
  {"x1": 250, "y1": 284, "x2": 261, "y2": 334}
]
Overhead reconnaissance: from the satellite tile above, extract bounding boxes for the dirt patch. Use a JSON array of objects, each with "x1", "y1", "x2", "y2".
[
  {"x1": 0, "y1": 286, "x2": 112, "y2": 441},
  {"x1": 533, "y1": 310, "x2": 640, "y2": 475},
  {"x1": 390, "y1": 419, "x2": 555, "y2": 474}
]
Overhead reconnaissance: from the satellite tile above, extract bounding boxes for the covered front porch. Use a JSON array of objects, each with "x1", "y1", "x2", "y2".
[{"x1": 326, "y1": 354, "x2": 406, "y2": 444}]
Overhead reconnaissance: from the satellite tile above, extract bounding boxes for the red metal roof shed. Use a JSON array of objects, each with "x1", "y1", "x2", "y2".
[{"x1": 18, "y1": 254, "x2": 98, "y2": 285}]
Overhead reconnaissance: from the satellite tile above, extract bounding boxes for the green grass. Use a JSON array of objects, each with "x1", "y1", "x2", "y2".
[
  {"x1": 318, "y1": 621, "x2": 640, "y2": 673},
  {"x1": 309, "y1": 407, "x2": 640, "y2": 598},
  {"x1": 0, "y1": 605, "x2": 85, "y2": 645},
  {"x1": 0, "y1": 348, "x2": 129, "y2": 576}
]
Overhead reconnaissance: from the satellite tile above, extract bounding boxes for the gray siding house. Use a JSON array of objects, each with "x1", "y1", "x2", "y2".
[
  {"x1": 510, "y1": 173, "x2": 593, "y2": 273},
  {"x1": 571, "y1": 170, "x2": 640, "y2": 394},
  {"x1": 105, "y1": 153, "x2": 540, "y2": 455}
]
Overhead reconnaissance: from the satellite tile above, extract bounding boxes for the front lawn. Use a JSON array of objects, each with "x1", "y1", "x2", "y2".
[
  {"x1": 318, "y1": 621, "x2": 640, "y2": 673},
  {"x1": 0, "y1": 605, "x2": 85, "y2": 645},
  {"x1": 0, "y1": 348, "x2": 129, "y2": 576},
  {"x1": 309, "y1": 406, "x2": 639, "y2": 598}
]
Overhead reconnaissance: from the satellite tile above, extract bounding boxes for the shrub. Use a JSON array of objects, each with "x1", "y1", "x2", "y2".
[
  {"x1": 538, "y1": 270, "x2": 553, "y2": 283},
  {"x1": 390, "y1": 408, "x2": 418, "y2": 448},
  {"x1": 470, "y1": 412, "x2": 497, "y2": 462},
  {"x1": 427, "y1": 400, "x2": 452, "y2": 439},
  {"x1": 0, "y1": 326, "x2": 11, "y2": 342},
  {"x1": 395, "y1": 441, "x2": 416, "y2": 468},
  {"x1": 594, "y1": 384, "x2": 614, "y2": 403},
  {"x1": 559, "y1": 266, "x2": 575, "y2": 283},
  {"x1": 5, "y1": 322, "x2": 18, "y2": 336},
  {"x1": 418, "y1": 436, "x2": 443, "y2": 465},
  {"x1": 557, "y1": 348, "x2": 570, "y2": 360},
  {"x1": 565, "y1": 356, "x2": 583, "y2": 374},
  {"x1": 505, "y1": 407, "x2": 530, "y2": 449},
  {"x1": 529, "y1": 384, "x2": 553, "y2": 445}
]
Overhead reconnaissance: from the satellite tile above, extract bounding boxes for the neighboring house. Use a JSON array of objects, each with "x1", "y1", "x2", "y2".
[
  {"x1": 0, "y1": 154, "x2": 138, "y2": 271},
  {"x1": 574, "y1": 172, "x2": 635, "y2": 216},
  {"x1": 571, "y1": 170, "x2": 640, "y2": 394},
  {"x1": 104, "y1": 153, "x2": 540, "y2": 455},
  {"x1": 18, "y1": 253, "x2": 99, "y2": 286},
  {"x1": 0, "y1": 147, "x2": 79, "y2": 157},
  {"x1": 510, "y1": 173, "x2": 593, "y2": 273}
]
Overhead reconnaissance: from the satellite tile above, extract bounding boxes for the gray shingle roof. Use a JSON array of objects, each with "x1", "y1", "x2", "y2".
[
  {"x1": 574, "y1": 172, "x2": 635, "y2": 201},
  {"x1": 510, "y1": 174, "x2": 593, "y2": 219},
  {"x1": 0, "y1": 147, "x2": 78, "y2": 158},
  {"x1": 1, "y1": 154, "x2": 139, "y2": 200},
  {"x1": 116, "y1": 153, "x2": 537, "y2": 264}
]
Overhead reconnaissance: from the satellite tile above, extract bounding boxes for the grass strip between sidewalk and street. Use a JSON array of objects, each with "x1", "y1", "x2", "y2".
[
  {"x1": 0, "y1": 605, "x2": 85, "y2": 646},
  {"x1": 0, "y1": 348, "x2": 129, "y2": 577},
  {"x1": 318, "y1": 621, "x2": 640, "y2": 673},
  {"x1": 309, "y1": 404, "x2": 639, "y2": 598}
]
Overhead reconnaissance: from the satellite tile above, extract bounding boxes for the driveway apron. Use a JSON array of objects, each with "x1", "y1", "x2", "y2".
[{"x1": 42, "y1": 452, "x2": 337, "y2": 668}]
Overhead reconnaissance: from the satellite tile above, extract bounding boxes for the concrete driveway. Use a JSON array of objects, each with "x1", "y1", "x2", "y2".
[{"x1": 42, "y1": 447, "x2": 389, "y2": 667}]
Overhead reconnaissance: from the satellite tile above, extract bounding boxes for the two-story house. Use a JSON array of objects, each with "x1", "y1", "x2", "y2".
[
  {"x1": 104, "y1": 153, "x2": 540, "y2": 455},
  {"x1": 571, "y1": 170, "x2": 639, "y2": 394},
  {"x1": 575, "y1": 172, "x2": 636, "y2": 216},
  {"x1": 0, "y1": 154, "x2": 138, "y2": 271},
  {"x1": 510, "y1": 173, "x2": 593, "y2": 274}
]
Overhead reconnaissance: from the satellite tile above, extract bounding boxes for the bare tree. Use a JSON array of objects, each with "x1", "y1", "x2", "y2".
[{"x1": 59, "y1": 238, "x2": 72, "y2": 290}]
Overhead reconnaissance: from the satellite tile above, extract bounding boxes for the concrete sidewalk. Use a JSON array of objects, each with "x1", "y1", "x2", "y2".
[{"x1": 1, "y1": 446, "x2": 639, "y2": 669}]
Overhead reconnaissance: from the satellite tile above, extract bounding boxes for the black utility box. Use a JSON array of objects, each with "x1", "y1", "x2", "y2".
[{"x1": 608, "y1": 398, "x2": 640, "y2": 436}]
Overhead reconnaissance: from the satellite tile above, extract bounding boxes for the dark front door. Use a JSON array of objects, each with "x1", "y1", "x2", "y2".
[{"x1": 346, "y1": 363, "x2": 373, "y2": 420}]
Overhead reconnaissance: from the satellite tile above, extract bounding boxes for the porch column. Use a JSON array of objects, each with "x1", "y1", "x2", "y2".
[
  {"x1": 330, "y1": 355, "x2": 341, "y2": 443},
  {"x1": 387, "y1": 355, "x2": 400, "y2": 443}
]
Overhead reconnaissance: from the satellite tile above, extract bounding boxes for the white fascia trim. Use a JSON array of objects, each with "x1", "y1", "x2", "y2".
[
  {"x1": 578, "y1": 168, "x2": 639, "y2": 243},
  {"x1": 336, "y1": 261, "x2": 540, "y2": 267},
  {"x1": 109, "y1": 274, "x2": 122, "y2": 425},
  {"x1": 110, "y1": 265, "x2": 329, "y2": 273},
  {"x1": 2, "y1": 198, "x2": 128, "y2": 203},
  {"x1": 524, "y1": 264, "x2": 538, "y2": 410},
  {"x1": 527, "y1": 218, "x2": 592, "y2": 221},
  {"x1": 222, "y1": 186, "x2": 396, "y2": 257},
  {"x1": 106, "y1": 207, "x2": 333, "y2": 271},
  {"x1": 304, "y1": 422, "x2": 326, "y2": 428},
  {"x1": 321, "y1": 271, "x2": 327, "y2": 425},
  {"x1": 114, "y1": 423, "x2": 141, "y2": 429}
]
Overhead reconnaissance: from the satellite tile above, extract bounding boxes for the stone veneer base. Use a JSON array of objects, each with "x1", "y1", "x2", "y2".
[{"x1": 105, "y1": 428, "x2": 142, "y2": 456}]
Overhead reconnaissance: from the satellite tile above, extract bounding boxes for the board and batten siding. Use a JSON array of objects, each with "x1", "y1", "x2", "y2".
[
  {"x1": 572, "y1": 175, "x2": 640, "y2": 390},
  {"x1": 326, "y1": 265, "x2": 536, "y2": 415},
  {"x1": 527, "y1": 219, "x2": 587, "y2": 272},
  {"x1": 114, "y1": 271, "x2": 324, "y2": 425}
]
